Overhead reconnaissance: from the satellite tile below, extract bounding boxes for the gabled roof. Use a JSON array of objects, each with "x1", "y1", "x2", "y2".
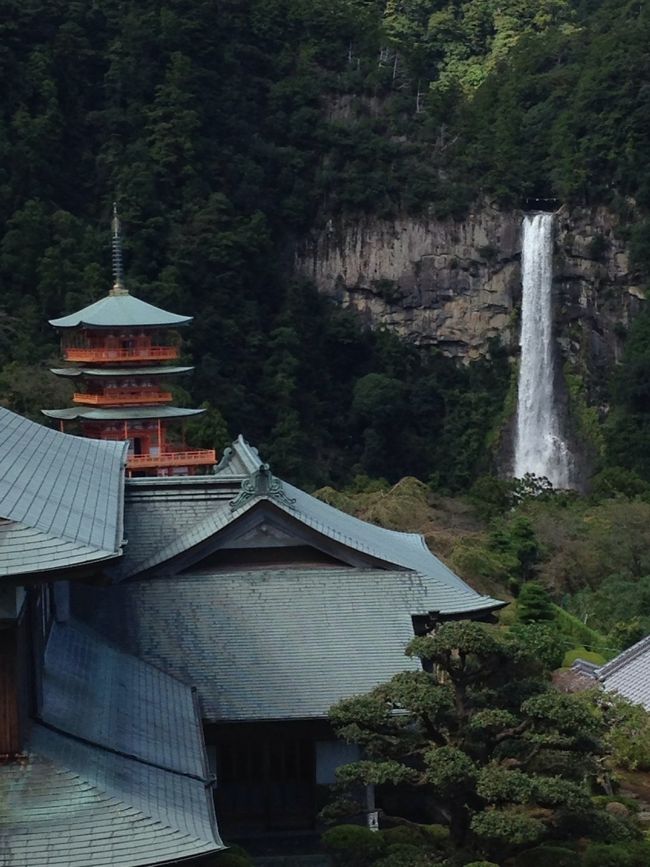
[
  {"x1": 0, "y1": 621, "x2": 223, "y2": 866},
  {"x1": 0, "y1": 408, "x2": 127, "y2": 576},
  {"x1": 73, "y1": 567, "x2": 497, "y2": 723},
  {"x1": 42, "y1": 406, "x2": 204, "y2": 422},
  {"x1": 596, "y1": 636, "x2": 650, "y2": 710},
  {"x1": 117, "y1": 437, "x2": 495, "y2": 608},
  {"x1": 49, "y1": 292, "x2": 191, "y2": 329}
]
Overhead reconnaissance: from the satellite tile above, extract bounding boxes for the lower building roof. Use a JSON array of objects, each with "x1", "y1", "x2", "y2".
[
  {"x1": 74, "y1": 567, "x2": 498, "y2": 723},
  {"x1": 0, "y1": 621, "x2": 223, "y2": 866},
  {"x1": 42, "y1": 620, "x2": 209, "y2": 778},
  {"x1": 42, "y1": 406, "x2": 205, "y2": 422},
  {"x1": 596, "y1": 635, "x2": 650, "y2": 710},
  {"x1": 0, "y1": 726, "x2": 220, "y2": 867}
]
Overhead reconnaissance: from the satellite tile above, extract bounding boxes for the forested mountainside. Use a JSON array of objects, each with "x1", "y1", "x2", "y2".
[{"x1": 1, "y1": 0, "x2": 650, "y2": 490}]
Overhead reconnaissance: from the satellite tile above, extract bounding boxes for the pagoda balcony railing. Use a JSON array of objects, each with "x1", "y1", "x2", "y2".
[
  {"x1": 127, "y1": 449, "x2": 216, "y2": 470},
  {"x1": 73, "y1": 391, "x2": 173, "y2": 406},
  {"x1": 64, "y1": 346, "x2": 179, "y2": 363}
]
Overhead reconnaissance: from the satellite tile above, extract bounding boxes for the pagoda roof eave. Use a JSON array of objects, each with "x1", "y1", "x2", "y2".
[
  {"x1": 49, "y1": 293, "x2": 192, "y2": 329},
  {"x1": 50, "y1": 366, "x2": 194, "y2": 378},
  {"x1": 42, "y1": 406, "x2": 205, "y2": 422}
]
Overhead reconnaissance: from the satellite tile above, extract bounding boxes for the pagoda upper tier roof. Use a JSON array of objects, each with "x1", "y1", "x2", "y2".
[
  {"x1": 50, "y1": 365, "x2": 193, "y2": 378},
  {"x1": 49, "y1": 291, "x2": 192, "y2": 329},
  {"x1": 42, "y1": 406, "x2": 205, "y2": 422}
]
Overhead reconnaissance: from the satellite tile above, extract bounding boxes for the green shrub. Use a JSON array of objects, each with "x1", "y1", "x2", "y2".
[
  {"x1": 562, "y1": 646, "x2": 606, "y2": 667},
  {"x1": 422, "y1": 824, "x2": 450, "y2": 845},
  {"x1": 592, "y1": 795, "x2": 640, "y2": 813},
  {"x1": 517, "y1": 583, "x2": 554, "y2": 624},
  {"x1": 603, "y1": 694, "x2": 650, "y2": 771},
  {"x1": 376, "y1": 843, "x2": 431, "y2": 866},
  {"x1": 553, "y1": 606, "x2": 615, "y2": 659},
  {"x1": 380, "y1": 823, "x2": 448, "y2": 850},
  {"x1": 515, "y1": 845, "x2": 577, "y2": 867},
  {"x1": 322, "y1": 824, "x2": 386, "y2": 865},
  {"x1": 583, "y1": 841, "x2": 650, "y2": 867},
  {"x1": 222, "y1": 845, "x2": 252, "y2": 860},
  {"x1": 209, "y1": 853, "x2": 251, "y2": 867}
]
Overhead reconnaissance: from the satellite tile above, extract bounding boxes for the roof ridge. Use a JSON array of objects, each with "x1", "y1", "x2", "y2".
[
  {"x1": 35, "y1": 717, "x2": 212, "y2": 785},
  {"x1": 597, "y1": 634, "x2": 650, "y2": 680}
]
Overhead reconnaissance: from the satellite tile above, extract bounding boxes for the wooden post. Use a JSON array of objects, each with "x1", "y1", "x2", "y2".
[{"x1": 0, "y1": 619, "x2": 27, "y2": 756}]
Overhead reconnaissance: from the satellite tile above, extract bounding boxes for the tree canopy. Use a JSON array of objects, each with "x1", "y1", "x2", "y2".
[
  {"x1": 327, "y1": 621, "x2": 640, "y2": 863},
  {"x1": 1, "y1": 0, "x2": 649, "y2": 489}
]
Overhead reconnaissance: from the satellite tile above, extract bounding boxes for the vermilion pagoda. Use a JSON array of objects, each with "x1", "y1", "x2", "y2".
[{"x1": 43, "y1": 207, "x2": 216, "y2": 477}]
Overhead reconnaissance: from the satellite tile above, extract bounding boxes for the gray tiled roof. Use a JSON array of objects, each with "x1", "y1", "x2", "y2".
[
  {"x1": 0, "y1": 726, "x2": 221, "y2": 867},
  {"x1": 42, "y1": 621, "x2": 208, "y2": 777},
  {"x1": 51, "y1": 366, "x2": 193, "y2": 378},
  {"x1": 49, "y1": 292, "x2": 191, "y2": 328},
  {"x1": 43, "y1": 405, "x2": 205, "y2": 421},
  {"x1": 0, "y1": 621, "x2": 223, "y2": 866},
  {"x1": 0, "y1": 407, "x2": 127, "y2": 575},
  {"x1": 597, "y1": 636, "x2": 650, "y2": 710},
  {"x1": 75, "y1": 567, "x2": 498, "y2": 723},
  {"x1": 116, "y1": 436, "x2": 501, "y2": 612}
]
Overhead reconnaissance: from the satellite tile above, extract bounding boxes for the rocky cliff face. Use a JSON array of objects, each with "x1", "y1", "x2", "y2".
[{"x1": 295, "y1": 205, "x2": 644, "y2": 383}]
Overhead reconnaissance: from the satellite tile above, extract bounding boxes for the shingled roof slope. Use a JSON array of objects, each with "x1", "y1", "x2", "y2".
[
  {"x1": 115, "y1": 436, "x2": 501, "y2": 613},
  {"x1": 42, "y1": 621, "x2": 208, "y2": 777},
  {"x1": 0, "y1": 621, "x2": 223, "y2": 866},
  {"x1": 75, "y1": 567, "x2": 498, "y2": 723},
  {"x1": 597, "y1": 636, "x2": 650, "y2": 710},
  {"x1": 0, "y1": 407, "x2": 127, "y2": 575},
  {"x1": 0, "y1": 726, "x2": 220, "y2": 867}
]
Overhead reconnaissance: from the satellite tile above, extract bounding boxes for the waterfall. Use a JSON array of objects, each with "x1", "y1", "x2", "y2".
[{"x1": 514, "y1": 213, "x2": 571, "y2": 488}]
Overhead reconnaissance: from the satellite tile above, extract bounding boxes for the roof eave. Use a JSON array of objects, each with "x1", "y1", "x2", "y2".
[{"x1": 48, "y1": 316, "x2": 192, "y2": 329}]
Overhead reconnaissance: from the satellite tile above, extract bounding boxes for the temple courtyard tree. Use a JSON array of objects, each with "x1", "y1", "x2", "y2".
[{"x1": 326, "y1": 621, "x2": 640, "y2": 864}]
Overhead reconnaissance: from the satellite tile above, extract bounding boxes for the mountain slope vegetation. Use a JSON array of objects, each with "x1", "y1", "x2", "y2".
[{"x1": 0, "y1": 0, "x2": 649, "y2": 489}]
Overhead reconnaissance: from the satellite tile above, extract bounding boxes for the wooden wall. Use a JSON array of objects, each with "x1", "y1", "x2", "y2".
[{"x1": 0, "y1": 617, "x2": 27, "y2": 756}]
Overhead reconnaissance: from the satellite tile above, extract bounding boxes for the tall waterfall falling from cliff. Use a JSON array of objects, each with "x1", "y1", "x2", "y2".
[{"x1": 514, "y1": 214, "x2": 571, "y2": 488}]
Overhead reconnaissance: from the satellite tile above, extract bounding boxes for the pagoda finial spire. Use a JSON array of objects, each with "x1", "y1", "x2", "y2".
[{"x1": 110, "y1": 202, "x2": 128, "y2": 296}]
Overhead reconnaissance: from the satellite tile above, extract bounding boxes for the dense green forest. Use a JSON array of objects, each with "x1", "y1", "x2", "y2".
[
  {"x1": 5, "y1": 4, "x2": 650, "y2": 862},
  {"x1": 1, "y1": 0, "x2": 650, "y2": 490}
]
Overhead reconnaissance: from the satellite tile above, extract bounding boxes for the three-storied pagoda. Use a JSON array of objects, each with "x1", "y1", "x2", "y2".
[{"x1": 43, "y1": 207, "x2": 216, "y2": 477}]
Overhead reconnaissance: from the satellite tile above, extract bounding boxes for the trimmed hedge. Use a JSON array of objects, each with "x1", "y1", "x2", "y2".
[
  {"x1": 515, "y1": 845, "x2": 577, "y2": 867},
  {"x1": 322, "y1": 825, "x2": 386, "y2": 865},
  {"x1": 583, "y1": 841, "x2": 650, "y2": 867},
  {"x1": 379, "y1": 824, "x2": 449, "y2": 849}
]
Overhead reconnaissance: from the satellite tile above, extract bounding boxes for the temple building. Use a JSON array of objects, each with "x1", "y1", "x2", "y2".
[
  {"x1": 73, "y1": 436, "x2": 504, "y2": 836},
  {"x1": 0, "y1": 407, "x2": 223, "y2": 866},
  {"x1": 0, "y1": 211, "x2": 507, "y2": 860},
  {"x1": 42, "y1": 207, "x2": 215, "y2": 477}
]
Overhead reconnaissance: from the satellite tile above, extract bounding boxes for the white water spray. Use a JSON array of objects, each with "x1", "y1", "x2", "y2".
[{"x1": 514, "y1": 214, "x2": 572, "y2": 488}]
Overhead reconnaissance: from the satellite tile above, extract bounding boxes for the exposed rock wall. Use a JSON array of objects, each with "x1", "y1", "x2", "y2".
[
  {"x1": 295, "y1": 205, "x2": 644, "y2": 380},
  {"x1": 554, "y1": 205, "x2": 643, "y2": 385}
]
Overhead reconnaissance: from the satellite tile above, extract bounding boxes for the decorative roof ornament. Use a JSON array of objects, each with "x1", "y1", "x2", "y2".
[
  {"x1": 229, "y1": 464, "x2": 296, "y2": 512},
  {"x1": 110, "y1": 202, "x2": 128, "y2": 296}
]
